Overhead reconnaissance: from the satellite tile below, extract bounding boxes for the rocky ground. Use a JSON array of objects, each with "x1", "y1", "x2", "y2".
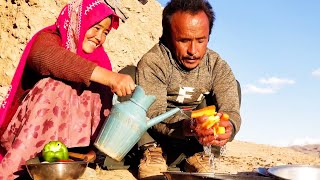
[
  {"x1": 1, "y1": 0, "x2": 319, "y2": 179},
  {"x1": 77, "y1": 140, "x2": 320, "y2": 179}
]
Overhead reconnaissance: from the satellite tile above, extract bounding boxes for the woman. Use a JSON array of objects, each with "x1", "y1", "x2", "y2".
[{"x1": 0, "y1": 0, "x2": 135, "y2": 178}]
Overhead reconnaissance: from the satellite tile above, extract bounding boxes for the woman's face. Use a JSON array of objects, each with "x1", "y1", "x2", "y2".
[{"x1": 82, "y1": 17, "x2": 112, "y2": 53}]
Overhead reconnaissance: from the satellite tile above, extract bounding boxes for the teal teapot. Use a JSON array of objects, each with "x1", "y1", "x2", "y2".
[{"x1": 94, "y1": 86, "x2": 180, "y2": 161}]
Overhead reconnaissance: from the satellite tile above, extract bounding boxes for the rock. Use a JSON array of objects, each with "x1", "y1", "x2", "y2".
[{"x1": 0, "y1": 0, "x2": 162, "y2": 98}]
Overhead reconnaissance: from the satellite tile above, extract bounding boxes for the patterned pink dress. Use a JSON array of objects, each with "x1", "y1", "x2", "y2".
[
  {"x1": 0, "y1": 0, "x2": 120, "y2": 178},
  {"x1": 0, "y1": 78, "x2": 102, "y2": 178}
]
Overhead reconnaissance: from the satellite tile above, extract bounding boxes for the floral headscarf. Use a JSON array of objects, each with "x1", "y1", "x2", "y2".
[
  {"x1": 0, "y1": 0, "x2": 119, "y2": 134},
  {"x1": 57, "y1": 0, "x2": 119, "y2": 69}
]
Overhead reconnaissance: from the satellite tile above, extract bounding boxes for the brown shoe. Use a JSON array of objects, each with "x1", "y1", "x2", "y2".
[
  {"x1": 138, "y1": 145, "x2": 168, "y2": 179},
  {"x1": 185, "y1": 152, "x2": 215, "y2": 173}
]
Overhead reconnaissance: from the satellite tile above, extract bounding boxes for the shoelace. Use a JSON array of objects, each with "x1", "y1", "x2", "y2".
[
  {"x1": 196, "y1": 153, "x2": 215, "y2": 171},
  {"x1": 146, "y1": 148, "x2": 166, "y2": 164}
]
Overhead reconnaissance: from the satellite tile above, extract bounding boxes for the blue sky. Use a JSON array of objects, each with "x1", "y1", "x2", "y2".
[{"x1": 157, "y1": 0, "x2": 320, "y2": 146}]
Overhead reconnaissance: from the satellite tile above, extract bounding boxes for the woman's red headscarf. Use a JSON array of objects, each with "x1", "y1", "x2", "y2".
[
  {"x1": 56, "y1": 0, "x2": 119, "y2": 68},
  {"x1": 0, "y1": 0, "x2": 119, "y2": 159}
]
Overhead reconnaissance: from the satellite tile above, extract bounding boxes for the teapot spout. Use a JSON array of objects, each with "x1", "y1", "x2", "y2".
[{"x1": 147, "y1": 107, "x2": 180, "y2": 128}]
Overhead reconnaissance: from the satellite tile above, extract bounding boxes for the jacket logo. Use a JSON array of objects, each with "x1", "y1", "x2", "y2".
[{"x1": 176, "y1": 87, "x2": 194, "y2": 103}]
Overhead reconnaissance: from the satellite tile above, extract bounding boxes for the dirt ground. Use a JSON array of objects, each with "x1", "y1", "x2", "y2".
[{"x1": 77, "y1": 140, "x2": 320, "y2": 179}]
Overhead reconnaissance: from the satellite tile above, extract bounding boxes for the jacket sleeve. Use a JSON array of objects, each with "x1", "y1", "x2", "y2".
[
  {"x1": 209, "y1": 54, "x2": 241, "y2": 139},
  {"x1": 136, "y1": 51, "x2": 190, "y2": 138},
  {"x1": 27, "y1": 30, "x2": 97, "y2": 86}
]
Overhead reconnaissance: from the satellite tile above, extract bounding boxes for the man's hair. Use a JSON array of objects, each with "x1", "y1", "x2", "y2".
[{"x1": 160, "y1": 0, "x2": 215, "y2": 43}]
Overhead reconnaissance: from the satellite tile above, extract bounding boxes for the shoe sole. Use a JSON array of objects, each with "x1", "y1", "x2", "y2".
[{"x1": 184, "y1": 159, "x2": 197, "y2": 172}]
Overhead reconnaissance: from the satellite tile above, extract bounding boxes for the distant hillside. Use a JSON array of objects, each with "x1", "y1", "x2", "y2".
[{"x1": 290, "y1": 144, "x2": 320, "y2": 156}]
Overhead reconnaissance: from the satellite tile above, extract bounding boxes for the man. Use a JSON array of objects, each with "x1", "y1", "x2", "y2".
[{"x1": 135, "y1": 0, "x2": 241, "y2": 178}]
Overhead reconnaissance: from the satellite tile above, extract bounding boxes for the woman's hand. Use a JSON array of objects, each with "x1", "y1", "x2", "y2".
[
  {"x1": 91, "y1": 66, "x2": 135, "y2": 96},
  {"x1": 109, "y1": 73, "x2": 135, "y2": 96}
]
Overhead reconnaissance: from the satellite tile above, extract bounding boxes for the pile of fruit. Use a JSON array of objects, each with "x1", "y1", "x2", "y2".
[{"x1": 191, "y1": 105, "x2": 229, "y2": 136}]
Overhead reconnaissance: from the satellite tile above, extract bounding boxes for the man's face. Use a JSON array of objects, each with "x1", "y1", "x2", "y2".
[{"x1": 169, "y1": 11, "x2": 210, "y2": 70}]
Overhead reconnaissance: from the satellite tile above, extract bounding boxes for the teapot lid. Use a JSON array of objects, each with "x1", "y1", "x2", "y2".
[{"x1": 130, "y1": 86, "x2": 156, "y2": 111}]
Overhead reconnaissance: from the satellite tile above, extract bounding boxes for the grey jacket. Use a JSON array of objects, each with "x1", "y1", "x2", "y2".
[{"x1": 136, "y1": 43, "x2": 241, "y2": 139}]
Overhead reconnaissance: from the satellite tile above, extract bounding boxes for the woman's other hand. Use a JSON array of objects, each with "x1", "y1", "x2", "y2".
[{"x1": 91, "y1": 66, "x2": 135, "y2": 96}]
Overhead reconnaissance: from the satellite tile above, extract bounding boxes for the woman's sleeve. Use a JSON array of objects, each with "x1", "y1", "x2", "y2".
[{"x1": 27, "y1": 30, "x2": 97, "y2": 86}]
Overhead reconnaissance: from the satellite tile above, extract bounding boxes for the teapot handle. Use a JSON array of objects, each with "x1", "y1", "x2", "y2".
[{"x1": 112, "y1": 94, "x2": 120, "y2": 105}]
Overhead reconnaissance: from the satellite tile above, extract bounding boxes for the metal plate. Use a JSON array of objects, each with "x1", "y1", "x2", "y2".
[
  {"x1": 163, "y1": 171, "x2": 216, "y2": 180},
  {"x1": 162, "y1": 171, "x2": 271, "y2": 180},
  {"x1": 267, "y1": 165, "x2": 320, "y2": 180}
]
